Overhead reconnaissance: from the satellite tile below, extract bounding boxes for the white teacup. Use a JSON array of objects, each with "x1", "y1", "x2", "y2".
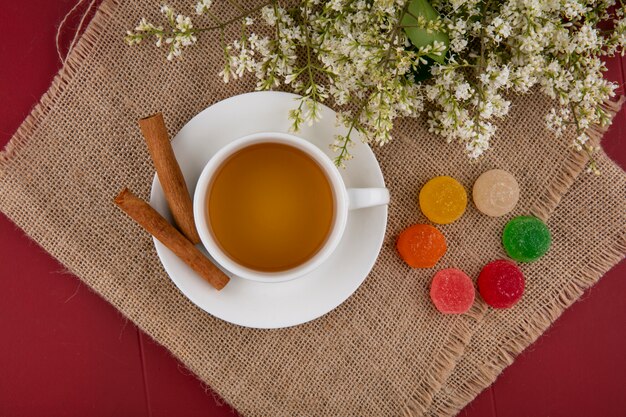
[{"x1": 193, "y1": 132, "x2": 389, "y2": 283}]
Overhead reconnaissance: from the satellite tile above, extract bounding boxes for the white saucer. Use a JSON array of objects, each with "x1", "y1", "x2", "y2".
[{"x1": 150, "y1": 91, "x2": 388, "y2": 329}]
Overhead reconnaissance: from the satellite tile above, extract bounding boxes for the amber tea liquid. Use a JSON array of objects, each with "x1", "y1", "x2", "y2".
[{"x1": 207, "y1": 142, "x2": 334, "y2": 272}]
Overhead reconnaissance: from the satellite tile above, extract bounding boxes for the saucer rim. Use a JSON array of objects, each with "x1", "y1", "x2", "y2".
[{"x1": 150, "y1": 91, "x2": 388, "y2": 329}]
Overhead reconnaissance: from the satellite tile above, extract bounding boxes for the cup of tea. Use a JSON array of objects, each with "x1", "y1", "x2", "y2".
[{"x1": 193, "y1": 132, "x2": 389, "y2": 283}]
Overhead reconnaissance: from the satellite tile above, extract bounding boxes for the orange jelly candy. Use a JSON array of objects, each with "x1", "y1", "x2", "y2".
[
  {"x1": 419, "y1": 176, "x2": 467, "y2": 224},
  {"x1": 396, "y1": 224, "x2": 447, "y2": 268}
]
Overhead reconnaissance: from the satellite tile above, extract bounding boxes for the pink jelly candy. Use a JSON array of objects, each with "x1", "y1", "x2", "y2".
[
  {"x1": 430, "y1": 268, "x2": 475, "y2": 314},
  {"x1": 478, "y1": 260, "x2": 525, "y2": 309}
]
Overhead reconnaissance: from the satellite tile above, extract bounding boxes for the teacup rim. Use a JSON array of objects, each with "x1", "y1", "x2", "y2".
[{"x1": 193, "y1": 131, "x2": 349, "y2": 283}]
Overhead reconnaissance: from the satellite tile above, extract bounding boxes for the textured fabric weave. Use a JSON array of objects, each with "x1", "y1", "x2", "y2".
[{"x1": 0, "y1": 1, "x2": 624, "y2": 416}]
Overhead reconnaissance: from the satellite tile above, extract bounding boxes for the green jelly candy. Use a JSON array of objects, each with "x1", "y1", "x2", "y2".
[{"x1": 502, "y1": 216, "x2": 551, "y2": 263}]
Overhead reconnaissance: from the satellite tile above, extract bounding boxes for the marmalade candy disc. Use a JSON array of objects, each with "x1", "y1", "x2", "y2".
[
  {"x1": 502, "y1": 216, "x2": 551, "y2": 263},
  {"x1": 477, "y1": 260, "x2": 525, "y2": 309},
  {"x1": 472, "y1": 169, "x2": 520, "y2": 217},
  {"x1": 396, "y1": 224, "x2": 447, "y2": 268},
  {"x1": 430, "y1": 268, "x2": 475, "y2": 314},
  {"x1": 419, "y1": 176, "x2": 467, "y2": 224}
]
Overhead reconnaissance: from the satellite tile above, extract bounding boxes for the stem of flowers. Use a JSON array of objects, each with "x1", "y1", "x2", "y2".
[
  {"x1": 332, "y1": 0, "x2": 412, "y2": 167},
  {"x1": 204, "y1": 10, "x2": 223, "y2": 26},
  {"x1": 303, "y1": 4, "x2": 317, "y2": 95},
  {"x1": 334, "y1": 102, "x2": 364, "y2": 166},
  {"x1": 471, "y1": 0, "x2": 491, "y2": 144},
  {"x1": 226, "y1": 0, "x2": 246, "y2": 13},
  {"x1": 570, "y1": 103, "x2": 600, "y2": 174},
  {"x1": 194, "y1": 2, "x2": 273, "y2": 32}
]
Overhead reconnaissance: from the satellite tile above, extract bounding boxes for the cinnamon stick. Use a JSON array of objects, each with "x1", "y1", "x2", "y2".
[
  {"x1": 139, "y1": 113, "x2": 201, "y2": 244},
  {"x1": 114, "y1": 188, "x2": 229, "y2": 291}
]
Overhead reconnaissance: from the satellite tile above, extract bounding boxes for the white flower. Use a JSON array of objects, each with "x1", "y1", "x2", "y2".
[
  {"x1": 175, "y1": 14, "x2": 193, "y2": 33},
  {"x1": 574, "y1": 25, "x2": 599, "y2": 53},
  {"x1": 450, "y1": 38, "x2": 468, "y2": 52},
  {"x1": 454, "y1": 82, "x2": 473, "y2": 100},
  {"x1": 574, "y1": 132, "x2": 590, "y2": 151},
  {"x1": 195, "y1": 0, "x2": 212, "y2": 15},
  {"x1": 562, "y1": 0, "x2": 588, "y2": 20},
  {"x1": 261, "y1": 6, "x2": 277, "y2": 26}
]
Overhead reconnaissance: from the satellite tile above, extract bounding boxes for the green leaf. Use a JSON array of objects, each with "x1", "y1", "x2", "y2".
[{"x1": 401, "y1": 0, "x2": 449, "y2": 64}]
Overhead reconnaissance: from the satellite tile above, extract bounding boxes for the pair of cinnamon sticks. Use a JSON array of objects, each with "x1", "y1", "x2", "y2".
[{"x1": 114, "y1": 113, "x2": 229, "y2": 291}]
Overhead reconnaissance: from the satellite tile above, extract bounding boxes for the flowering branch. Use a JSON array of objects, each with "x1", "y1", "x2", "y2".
[
  {"x1": 125, "y1": 0, "x2": 626, "y2": 169},
  {"x1": 125, "y1": 1, "x2": 272, "y2": 60}
]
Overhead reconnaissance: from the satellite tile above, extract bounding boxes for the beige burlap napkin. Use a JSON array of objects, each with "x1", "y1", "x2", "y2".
[{"x1": 1, "y1": 1, "x2": 624, "y2": 416}]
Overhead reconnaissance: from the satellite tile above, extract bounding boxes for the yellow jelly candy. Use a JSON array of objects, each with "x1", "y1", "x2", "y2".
[{"x1": 419, "y1": 176, "x2": 467, "y2": 224}]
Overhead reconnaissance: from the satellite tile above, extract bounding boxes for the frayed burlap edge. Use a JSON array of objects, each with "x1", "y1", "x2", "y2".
[
  {"x1": 531, "y1": 96, "x2": 625, "y2": 221},
  {"x1": 401, "y1": 301, "x2": 487, "y2": 417},
  {"x1": 419, "y1": 228, "x2": 626, "y2": 417},
  {"x1": 401, "y1": 94, "x2": 624, "y2": 416},
  {"x1": 0, "y1": 0, "x2": 119, "y2": 171}
]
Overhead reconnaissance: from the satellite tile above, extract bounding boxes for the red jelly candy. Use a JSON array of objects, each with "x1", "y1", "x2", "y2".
[
  {"x1": 430, "y1": 268, "x2": 475, "y2": 314},
  {"x1": 478, "y1": 260, "x2": 525, "y2": 309}
]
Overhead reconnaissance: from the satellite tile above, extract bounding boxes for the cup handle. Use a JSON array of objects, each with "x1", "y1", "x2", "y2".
[{"x1": 346, "y1": 188, "x2": 390, "y2": 210}]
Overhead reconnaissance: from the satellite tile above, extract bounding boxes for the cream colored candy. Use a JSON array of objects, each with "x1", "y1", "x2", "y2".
[{"x1": 472, "y1": 169, "x2": 520, "y2": 217}]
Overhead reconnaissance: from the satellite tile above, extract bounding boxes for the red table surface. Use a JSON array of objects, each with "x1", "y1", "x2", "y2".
[{"x1": 1, "y1": 2, "x2": 625, "y2": 416}]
